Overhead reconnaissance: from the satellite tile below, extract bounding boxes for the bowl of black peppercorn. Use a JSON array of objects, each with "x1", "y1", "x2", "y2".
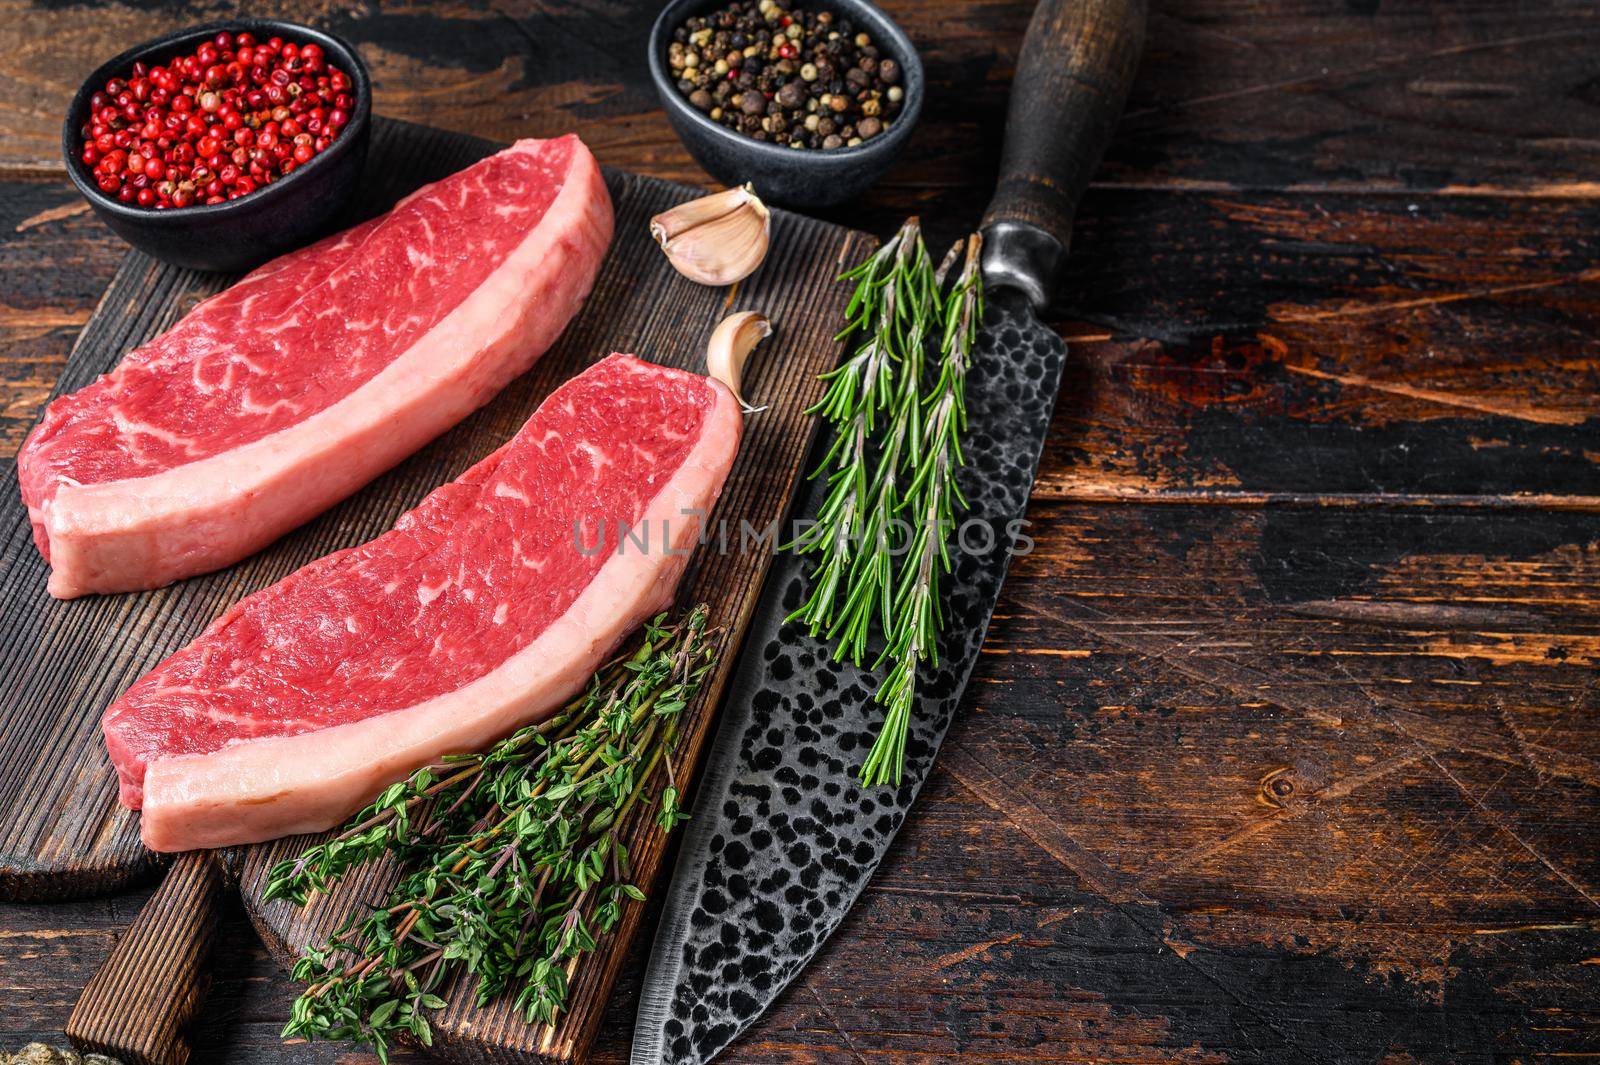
[{"x1": 649, "y1": 0, "x2": 922, "y2": 209}]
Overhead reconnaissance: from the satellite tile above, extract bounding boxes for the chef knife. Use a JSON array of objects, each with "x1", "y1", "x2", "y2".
[{"x1": 632, "y1": 1, "x2": 1147, "y2": 1061}]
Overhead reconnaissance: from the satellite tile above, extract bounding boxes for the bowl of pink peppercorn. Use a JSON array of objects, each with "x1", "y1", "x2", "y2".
[{"x1": 62, "y1": 19, "x2": 371, "y2": 273}]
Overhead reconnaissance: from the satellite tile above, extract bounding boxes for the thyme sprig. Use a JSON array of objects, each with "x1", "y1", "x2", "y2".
[
  {"x1": 789, "y1": 218, "x2": 984, "y2": 787},
  {"x1": 267, "y1": 608, "x2": 718, "y2": 1062}
]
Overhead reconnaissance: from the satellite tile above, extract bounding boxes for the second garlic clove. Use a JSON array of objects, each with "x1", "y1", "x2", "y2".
[{"x1": 706, "y1": 311, "x2": 772, "y2": 411}]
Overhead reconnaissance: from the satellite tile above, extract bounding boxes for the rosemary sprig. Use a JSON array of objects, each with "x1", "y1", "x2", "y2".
[
  {"x1": 787, "y1": 217, "x2": 936, "y2": 661},
  {"x1": 268, "y1": 608, "x2": 717, "y2": 1062},
  {"x1": 861, "y1": 234, "x2": 983, "y2": 787},
  {"x1": 788, "y1": 219, "x2": 983, "y2": 787}
]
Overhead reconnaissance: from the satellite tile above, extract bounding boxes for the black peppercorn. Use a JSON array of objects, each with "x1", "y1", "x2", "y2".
[{"x1": 776, "y1": 81, "x2": 806, "y2": 109}]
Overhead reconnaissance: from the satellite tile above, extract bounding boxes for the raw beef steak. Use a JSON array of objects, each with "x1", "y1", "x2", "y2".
[
  {"x1": 19, "y1": 135, "x2": 612, "y2": 598},
  {"x1": 103, "y1": 354, "x2": 742, "y2": 852}
]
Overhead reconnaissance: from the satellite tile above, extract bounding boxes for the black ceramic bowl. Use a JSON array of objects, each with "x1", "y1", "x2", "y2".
[
  {"x1": 648, "y1": 0, "x2": 922, "y2": 209},
  {"x1": 62, "y1": 19, "x2": 371, "y2": 273}
]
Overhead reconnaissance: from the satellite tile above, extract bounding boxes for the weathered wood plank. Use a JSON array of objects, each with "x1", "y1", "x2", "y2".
[
  {"x1": 0, "y1": 180, "x2": 120, "y2": 459},
  {"x1": 8, "y1": 497, "x2": 1599, "y2": 1063},
  {"x1": 67, "y1": 852, "x2": 224, "y2": 1065},
  {"x1": 2, "y1": 0, "x2": 1597, "y2": 203},
  {"x1": 1040, "y1": 188, "x2": 1600, "y2": 503},
  {"x1": 2, "y1": 2, "x2": 1597, "y2": 1063},
  {"x1": 9, "y1": 184, "x2": 1599, "y2": 509}
]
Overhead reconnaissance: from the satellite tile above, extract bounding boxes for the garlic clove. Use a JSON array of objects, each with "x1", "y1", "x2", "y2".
[
  {"x1": 651, "y1": 185, "x2": 771, "y2": 287},
  {"x1": 650, "y1": 183, "x2": 756, "y2": 244},
  {"x1": 706, "y1": 311, "x2": 772, "y2": 412}
]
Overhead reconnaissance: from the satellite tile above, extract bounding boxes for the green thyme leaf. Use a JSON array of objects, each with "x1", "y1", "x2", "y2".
[{"x1": 270, "y1": 607, "x2": 718, "y2": 1055}]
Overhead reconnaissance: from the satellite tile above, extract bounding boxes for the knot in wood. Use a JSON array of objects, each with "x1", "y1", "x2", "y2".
[{"x1": 1258, "y1": 766, "x2": 1296, "y2": 809}]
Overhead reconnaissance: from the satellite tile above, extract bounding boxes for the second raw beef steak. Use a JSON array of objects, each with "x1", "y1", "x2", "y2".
[{"x1": 103, "y1": 355, "x2": 742, "y2": 852}]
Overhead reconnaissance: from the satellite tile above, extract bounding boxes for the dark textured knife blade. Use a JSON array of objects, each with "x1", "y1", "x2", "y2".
[{"x1": 631, "y1": 290, "x2": 1065, "y2": 1065}]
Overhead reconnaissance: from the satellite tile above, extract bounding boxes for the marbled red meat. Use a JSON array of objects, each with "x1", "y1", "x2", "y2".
[
  {"x1": 19, "y1": 135, "x2": 612, "y2": 598},
  {"x1": 102, "y1": 354, "x2": 742, "y2": 852}
]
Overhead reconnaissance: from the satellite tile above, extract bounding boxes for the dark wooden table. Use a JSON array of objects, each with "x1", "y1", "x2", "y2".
[{"x1": 5, "y1": 1, "x2": 1599, "y2": 1062}]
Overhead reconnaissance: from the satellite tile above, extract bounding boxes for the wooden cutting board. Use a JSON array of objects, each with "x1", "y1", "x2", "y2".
[{"x1": 0, "y1": 117, "x2": 870, "y2": 1063}]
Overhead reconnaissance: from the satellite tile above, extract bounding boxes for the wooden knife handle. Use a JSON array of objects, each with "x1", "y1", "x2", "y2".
[
  {"x1": 981, "y1": 0, "x2": 1146, "y2": 308},
  {"x1": 67, "y1": 851, "x2": 224, "y2": 1065}
]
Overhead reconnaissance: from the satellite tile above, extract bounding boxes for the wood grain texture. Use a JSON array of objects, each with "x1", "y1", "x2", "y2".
[
  {"x1": 11, "y1": 500, "x2": 1599, "y2": 1065},
  {"x1": 0, "y1": 116, "x2": 869, "y2": 1063},
  {"x1": 2, "y1": 1, "x2": 1599, "y2": 1063},
  {"x1": 1038, "y1": 190, "x2": 1600, "y2": 504},
  {"x1": 4, "y1": 1, "x2": 1599, "y2": 199},
  {"x1": 0, "y1": 181, "x2": 119, "y2": 460},
  {"x1": 66, "y1": 851, "x2": 223, "y2": 1065}
]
